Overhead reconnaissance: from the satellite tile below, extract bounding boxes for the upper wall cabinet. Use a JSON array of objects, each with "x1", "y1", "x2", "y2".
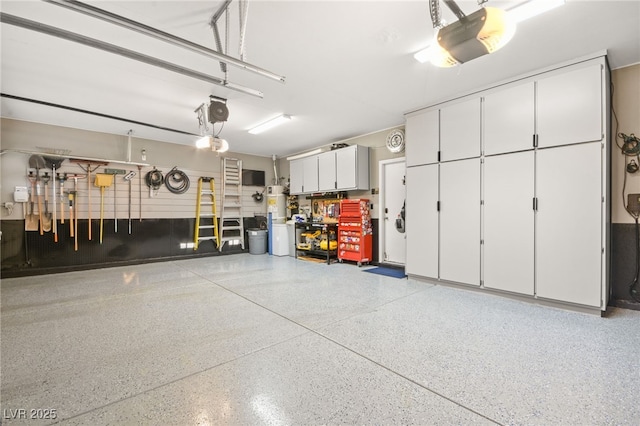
[
  {"x1": 406, "y1": 109, "x2": 439, "y2": 167},
  {"x1": 290, "y1": 156, "x2": 319, "y2": 195},
  {"x1": 440, "y1": 97, "x2": 481, "y2": 162},
  {"x1": 484, "y1": 82, "x2": 535, "y2": 156},
  {"x1": 536, "y1": 64, "x2": 603, "y2": 148},
  {"x1": 335, "y1": 145, "x2": 369, "y2": 191},
  {"x1": 318, "y1": 151, "x2": 338, "y2": 192},
  {"x1": 289, "y1": 145, "x2": 369, "y2": 195},
  {"x1": 302, "y1": 155, "x2": 319, "y2": 193},
  {"x1": 289, "y1": 158, "x2": 305, "y2": 194}
]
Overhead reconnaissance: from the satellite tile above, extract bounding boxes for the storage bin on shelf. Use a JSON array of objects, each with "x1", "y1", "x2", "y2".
[{"x1": 338, "y1": 199, "x2": 372, "y2": 266}]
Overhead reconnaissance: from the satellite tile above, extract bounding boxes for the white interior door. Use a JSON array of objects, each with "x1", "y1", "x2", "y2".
[{"x1": 381, "y1": 159, "x2": 406, "y2": 265}]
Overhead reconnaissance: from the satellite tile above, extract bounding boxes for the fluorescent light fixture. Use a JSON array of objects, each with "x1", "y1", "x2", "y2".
[
  {"x1": 507, "y1": 0, "x2": 565, "y2": 24},
  {"x1": 285, "y1": 148, "x2": 323, "y2": 161},
  {"x1": 414, "y1": 0, "x2": 564, "y2": 65},
  {"x1": 248, "y1": 114, "x2": 291, "y2": 135}
]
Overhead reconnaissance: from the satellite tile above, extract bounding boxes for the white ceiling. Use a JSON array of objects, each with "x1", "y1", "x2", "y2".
[{"x1": 1, "y1": 1, "x2": 639, "y2": 158}]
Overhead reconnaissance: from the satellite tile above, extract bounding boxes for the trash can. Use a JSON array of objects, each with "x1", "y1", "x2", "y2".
[{"x1": 248, "y1": 229, "x2": 268, "y2": 254}]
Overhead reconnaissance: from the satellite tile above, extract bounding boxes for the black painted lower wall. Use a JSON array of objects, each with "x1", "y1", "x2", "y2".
[
  {"x1": 611, "y1": 223, "x2": 640, "y2": 308},
  {"x1": 0, "y1": 217, "x2": 270, "y2": 278},
  {"x1": 0, "y1": 217, "x2": 381, "y2": 278}
]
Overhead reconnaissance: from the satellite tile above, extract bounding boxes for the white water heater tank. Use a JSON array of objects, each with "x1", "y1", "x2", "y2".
[
  {"x1": 268, "y1": 185, "x2": 284, "y2": 195},
  {"x1": 267, "y1": 185, "x2": 286, "y2": 219}
]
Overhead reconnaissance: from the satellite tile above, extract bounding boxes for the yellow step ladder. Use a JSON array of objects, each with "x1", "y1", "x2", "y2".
[{"x1": 194, "y1": 177, "x2": 220, "y2": 250}]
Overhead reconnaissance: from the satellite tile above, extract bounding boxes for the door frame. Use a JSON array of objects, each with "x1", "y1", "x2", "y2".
[{"x1": 378, "y1": 157, "x2": 406, "y2": 265}]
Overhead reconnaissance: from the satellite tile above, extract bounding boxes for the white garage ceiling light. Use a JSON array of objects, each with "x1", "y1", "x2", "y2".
[
  {"x1": 248, "y1": 114, "x2": 292, "y2": 135},
  {"x1": 414, "y1": 0, "x2": 565, "y2": 66}
]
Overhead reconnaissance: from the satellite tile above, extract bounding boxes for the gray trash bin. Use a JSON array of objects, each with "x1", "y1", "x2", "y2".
[{"x1": 248, "y1": 229, "x2": 268, "y2": 254}]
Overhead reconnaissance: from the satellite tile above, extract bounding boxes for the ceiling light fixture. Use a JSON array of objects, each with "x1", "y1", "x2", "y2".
[
  {"x1": 248, "y1": 114, "x2": 292, "y2": 135},
  {"x1": 414, "y1": 0, "x2": 564, "y2": 66},
  {"x1": 196, "y1": 135, "x2": 229, "y2": 153},
  {"x1": 507, "y1": 0, "x2": 565, "y2": 24},
  {"x1": 285, "y1": 148, "x2": 323, "y2": 161}
]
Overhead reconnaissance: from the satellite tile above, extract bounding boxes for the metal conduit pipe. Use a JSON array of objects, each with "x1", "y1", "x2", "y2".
[{"x1": 44, "y1": 0, "x2": 286, "y2": 83}]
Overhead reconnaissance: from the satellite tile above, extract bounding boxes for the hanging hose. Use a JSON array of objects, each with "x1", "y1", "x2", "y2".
[
  {"x1": 164, "y1": 166, "x2": 190, "y2": 194},
  {"x1": 145, "y1": 167, "x2": 164, "y2": 190}
]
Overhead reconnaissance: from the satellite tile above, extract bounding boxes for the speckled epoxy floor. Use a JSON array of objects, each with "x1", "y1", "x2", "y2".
[{"x1": 1, "y1": 254, "x2": 639, "y2": 425}]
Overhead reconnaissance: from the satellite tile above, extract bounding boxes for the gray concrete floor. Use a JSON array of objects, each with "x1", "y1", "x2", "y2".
[{"x1": 1, "y1": 254, "x2": 639, "y2": 425}]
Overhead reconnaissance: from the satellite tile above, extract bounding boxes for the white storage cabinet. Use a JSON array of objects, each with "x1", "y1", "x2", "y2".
[
  {"x1": 405, "y1": 164, "x2": 438, "y2": 279},
  {"x1": 483, "y1": 151, "x2": 535, "y2": 295},
  {"x1": 439, "y1": 158, "x2": 481, "y2": 286},
  {"x1": 406, "y1": 109, "x2": 439, "y2": 167}
]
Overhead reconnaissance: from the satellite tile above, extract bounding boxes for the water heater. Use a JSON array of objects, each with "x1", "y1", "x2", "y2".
[{"x1": 267, "y1": 185, "x2": 286, "y2": 220}]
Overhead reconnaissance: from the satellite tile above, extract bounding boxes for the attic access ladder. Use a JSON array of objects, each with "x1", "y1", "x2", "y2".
[
  {"x1": 194, "y1": 177, "x2": 220, "y2": 250},
  {"x1": 219, "y1": 158, "x2": 245, "y2": 251}
]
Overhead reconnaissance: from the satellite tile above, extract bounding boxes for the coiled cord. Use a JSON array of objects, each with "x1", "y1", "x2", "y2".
[
  {"x1": 145, "y1": 168, "x2": 164, "y2": 190},
  {"x1": 164, "y1": 167, "x2": 190, "y2": 194}
]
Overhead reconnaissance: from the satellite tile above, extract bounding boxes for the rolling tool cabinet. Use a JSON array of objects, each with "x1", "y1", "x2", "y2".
[{"x1": 338, "y1": 199, "x2": 372, "y2": 266}]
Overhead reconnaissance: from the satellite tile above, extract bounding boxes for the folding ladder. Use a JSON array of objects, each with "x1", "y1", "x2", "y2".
[
  {"x1": 194, "y1": 177, "x2": 219, "y2": 250},
  {"x1": 219, "y1": 158, "x2": 245, "y2": 251}
]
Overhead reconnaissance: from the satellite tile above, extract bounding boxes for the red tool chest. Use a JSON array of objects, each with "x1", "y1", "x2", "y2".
[{"x1": 338, "y1": 199, "x2": 372, "y2": 266}]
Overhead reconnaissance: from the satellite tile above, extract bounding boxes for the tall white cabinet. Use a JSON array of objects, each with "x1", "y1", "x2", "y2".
[
  {"x1": 404, "y1": 54, "x2": 609, "y2": 312},
  {"x1": 406, "y1": 164, "x2": 438, "y2": 279},
  {"x1": 440, "y1": 159, "x2": 481, "y2": 286},
  {"x1": 536, "y1": 142, "x2": 603, "y2": 306},
  {"x1": 483, "y1": 152, "x2": 535, "y2": 295}
]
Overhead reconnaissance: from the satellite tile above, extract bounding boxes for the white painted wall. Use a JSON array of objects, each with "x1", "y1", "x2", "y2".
[
  {"x1": 612, "y1": 64, "x2": 640, "y2": 224},
  {"x1": 0, "y1": 119, "x2": 274, "y2": 221}
]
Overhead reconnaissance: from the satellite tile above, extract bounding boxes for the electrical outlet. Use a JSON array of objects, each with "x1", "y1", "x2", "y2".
[
  {"x1": 14, "y1": 186, "x2": 29, "y2": 202},
  {"x1": 628, "y1": 194, "x2": 640, "y2": 215}
]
